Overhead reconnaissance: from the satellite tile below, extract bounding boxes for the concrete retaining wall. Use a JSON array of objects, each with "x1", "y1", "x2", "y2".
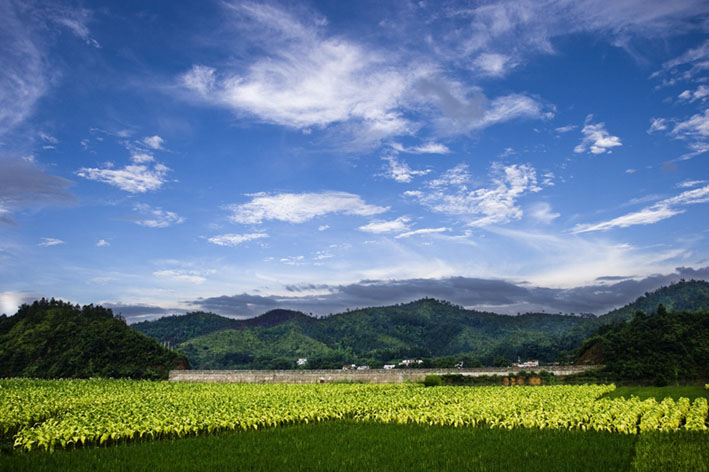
[{"x1": 169, "y1": 366, "x2": 599, "y2": 383}]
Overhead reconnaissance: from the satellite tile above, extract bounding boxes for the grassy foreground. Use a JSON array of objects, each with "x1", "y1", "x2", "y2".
[{"x1": 3, "y1": 422, "x2": 708, "y2": 472}]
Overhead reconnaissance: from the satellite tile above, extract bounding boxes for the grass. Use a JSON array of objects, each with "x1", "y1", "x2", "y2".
[
  {"x1": 602, "y1": 385, "x2": 709, "y2": 402},
  {"x1": 3, "y1": 421, "x2": 707, "y2": 472}
]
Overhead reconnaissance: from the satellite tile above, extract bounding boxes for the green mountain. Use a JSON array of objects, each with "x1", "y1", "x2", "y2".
[
  {"x1": 132, "y1": 280, "x2": 709, "y2": 371},
  {"x1": 595, "y1": 280, "x2": 709, "y2": 325},
  {"x1": 176, "y1": 299, "x2": 592, "y2": 369},
  {"x1": 0, "y1": 298, "x2": 189, "y2": 380},
  {"x1": 132, "y1": 312, "x2": 237, "y2": 345},
  {"x1": 132, "y1": 309, "x2": 309, "y2": 345}
]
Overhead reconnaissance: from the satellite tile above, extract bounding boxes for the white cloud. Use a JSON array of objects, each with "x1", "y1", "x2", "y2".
[
  {"x1": 654, "y1": 39, "x2": 709, "y2": 85},
  {"x1": 678, "y1": 85, "x2": 709, "y2": 103},
  {"x1": 406, "y1": 162, "x2": 542, "y2": 226},
  {"x1": 389, "y1": 142, "x2": 451, "y2": 154},
  {"x1": 77, "y1": 162, "x2": 170, "y2": 193},
  {"x1": 481, "y1": 94, "x2": 551, "y2": 127},
  {"x1": 381, "y1": 156, "x2": 430, "y2": 183},
  {"x1": 574, "y1": 115, "x2": 622, "y2": 154},
  {"x1": 227, "y1": 191, "x2": 387, "y2": 224},
  {"x1": 0, "y1": 3, "x2": 47, "y2": 136},
  {"x1": 555, "y1": 125, "x2": 576, "y2": 133},
  {"x1": 473, "y1": 53, "x2": 514, "y2": 76},
  {"x1": 153, "y1": 270, "x2": 206, "y2": 284},
  {"x1": 677, "y1": 179, "x2": 706, "y2": 188},
  {"x1": 39, "y1": 237, "x2": 64, "y2": 247},
  {"x1": 359, "y1": 217, "x2": 411, "y2": 234},
  {"x1": 178, "y1": 2, "x2": 554, "y2": 147},
  {"x1": 142, "y1": 135, "x2": 165, "y2": 150},
  {"x1": 49, "y1": 5, "x2": 100, "y2": 48},
  {"x1": 130, "y1": 152, "x2": 154, "y2": 163},
  {"x1": 132, "y1": 203, "x2": 185, "y2": 228},
  {"x1": 671, "y1": 109, "x2": 709, "y2": 138},
  {"x1": 280, "y1": 255, "x2": 305, "y2": 265},
  {"x1": 318, "y1": 225, "x2": 329, "y2": 231},
  {"x1": 395, "y1": 227, "x2": 448, "y2": 239},
  {"x1": 428, "y1": 163, "x2": 471, "y2": 188},
  {"x1": 573, "y1": 185, "x2": 709, "y2": 233},
  {"x1": 678, "y1": 142, "x2": 709, "y2": 161},
  {"x1": 96, "y1": 239, "x2": 110, "y2": 247},
  {"x1": 39, "y1": 132, "x2": 58, "y2": 144},
  {"x1": 179, "y1": 2, "x2": 413, "y2": 138},
  {"x1": 647, "y1": 117, "x2": 668, "y2": 134},
  {"x1": 208, "y1": 233, "x2": 268, "y2": 246},
  {"x1": 528, "y1": 202, "x2": 560, "y2": 224}
]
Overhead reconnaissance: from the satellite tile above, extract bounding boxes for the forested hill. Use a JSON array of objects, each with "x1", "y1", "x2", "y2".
[
  {"x1": 576, "y1": 306, "x2": 709, "y2": 384},
  {"x1": 173, "y1": 299, "x2": 594, "y2": 369},
  {"x1": 128, "y1": 280, "x2": 709, "y2": 370},
  {"x1": 0, "y1": 299, "x2": 189, "y2": 380},
  {"x1": 132, "y1": 309, "x2": 310, "y2": 345},
  {"x1": 595, "y1": 280, "x2": 709, "y2": 325}
]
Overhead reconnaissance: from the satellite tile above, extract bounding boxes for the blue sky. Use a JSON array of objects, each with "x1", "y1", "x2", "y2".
[{"x1": 2, "y1": 0, "x2": 709, "y2": 321}]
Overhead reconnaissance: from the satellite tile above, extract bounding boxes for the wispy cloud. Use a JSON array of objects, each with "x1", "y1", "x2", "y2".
[
  {"x1": 0, "y1": 158, "x2": 75, "y2": 225},
  {"x1": 555, "y1": 125, "x2": 576, "y2": 133},
  {"x1": 358, "y1": 217, "x2": 411, "y2": 234},
  {"x1": 473, "y1": 53, "x2": 515, "y2": 76},
  {"x1": 528, "y1": 202, "x2": 560, "y2": 224},
  {"x1": 677, "y1": 179, "x2": 706, "y2": 188},
  {"x1": 96, "y1": 239, "x2": 110, "y2": 247},
  {"x1": 77, "y1": 162, "x2": 170, "y2": 193},
  {"x1": 381, "y1": 156, "x2": 430, "y2": 183},
  {"x1": 208, "y1": 233, "x2": 268, "y2": 246},
  {"x1": 0, "y1": 2, "x2": 47, "y2": 137},
  {"x1": 678, "y1": 85, "x2": 709, "y2": 103},
  {"x1": 153, "y1": 270, "x2": 208, "y2": 284},
  {"x1": 180, "y1": 2, "x2": 413, "y2": 141},
  {"x1": 574, "y1": 115, "x2": 622, "y2": 154},
  {"x1": 142, "y1": 135, "x2": 165, "y2": 150},
  {"x1": 395, "y1": 227, "x2": 448, "y2": 239},
  {"x1": 179, "y1": 1, "x2": 552, "y2": 147},
  {"x1": 227, "y1": 191, "x2": 388, "y2": 224},
  {"x1": 405, "y1": 162, "x2": 542, "y2": 227},
  {"x1": 647, "y1": 117, "x2": 668, "y2": 134},
  {"x1": 389, "y1": 142, "x2": 450, "y2": 154},
  {"x1": 132, "y1": 203, "x2": 185, "y2": 228},
  {"x1": 653, "y1": 39, "x2": 709, "y2": 86},
  {"x1": 39, "y1": 237, "x2": 64, "y2": 247},
  {"x1": 573, "y1": 185, "x2": 709, "y2": 233},
  {"x1": 671, "y1": 109, "x2": 709, "y2": 139}
]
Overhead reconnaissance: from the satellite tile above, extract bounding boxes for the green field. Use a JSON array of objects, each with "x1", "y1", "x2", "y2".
[
  {"x1": 1, "y1": 380, "x2": 707, "y2": 471},
  {"x1": 3, "y1": 422, "x2": 709, "y2": 472}
]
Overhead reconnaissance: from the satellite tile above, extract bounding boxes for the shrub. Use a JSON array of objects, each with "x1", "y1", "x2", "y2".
[{"x1": 423, "y1": 374, "x2": 443, "y2": 387}]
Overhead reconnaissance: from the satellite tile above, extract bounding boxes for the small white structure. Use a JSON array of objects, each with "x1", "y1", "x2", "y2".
[
  {"x1": 513, "y1": 360, "x2": 539, "y2": 368},
  {"x1": 398, "y1": 359, "x2": 423, "y2": 367},
  {"x1": 383, "y1": 364, "x2": 396, "y2": 370},
  {"x1": 356, "y1": 365, "x2": 370, "y2": 370},
  {"x1": 296, "y1": 358, "x2": 308, "y2": 366}
]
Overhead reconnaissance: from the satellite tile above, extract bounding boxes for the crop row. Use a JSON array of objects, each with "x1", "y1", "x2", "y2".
[{"x1": 1, "y1": 379, "x2": 707, "y2": 452}]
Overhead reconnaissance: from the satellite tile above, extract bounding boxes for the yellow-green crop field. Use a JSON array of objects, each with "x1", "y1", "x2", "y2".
[{"x1": 1, "y1": 379, "x2": 707, "y2": 453}]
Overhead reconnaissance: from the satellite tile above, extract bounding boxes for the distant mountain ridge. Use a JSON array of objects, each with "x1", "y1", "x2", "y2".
[
  {"x1": 131, "y1": 280, "x2": 709, "y2": 370},
  {"x1": 132, "y1": 309, "x2": 308, "y2": 345}
]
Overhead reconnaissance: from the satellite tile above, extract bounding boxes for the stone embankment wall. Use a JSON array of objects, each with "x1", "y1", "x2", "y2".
[{"x1": 169, "y1": 366, "x2": 599, "y2": 384}]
